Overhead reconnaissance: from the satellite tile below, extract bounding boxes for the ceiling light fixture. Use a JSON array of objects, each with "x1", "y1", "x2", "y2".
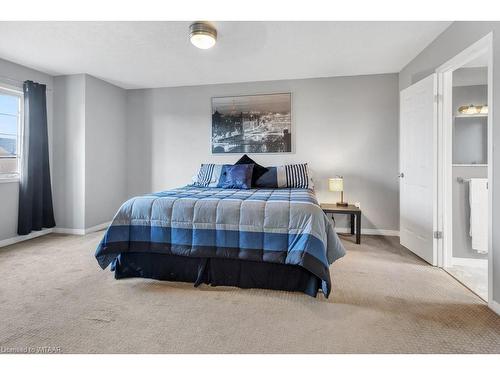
[
  {"x1": 189, "y1": 22, "x2": 217, "y2": 49},
  {"x1": 458, "y1": 104, "x2": 488, "y2": 115}
]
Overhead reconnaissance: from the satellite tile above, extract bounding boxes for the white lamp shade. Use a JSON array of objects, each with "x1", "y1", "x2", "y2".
[{"x1": 329, "y1": 177, "x2": 344, "y2": 192}]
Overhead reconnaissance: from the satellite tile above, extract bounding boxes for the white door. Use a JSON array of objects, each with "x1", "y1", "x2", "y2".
[{"x1": 399, "y1": 74, "x2": 437, "y2": 265}]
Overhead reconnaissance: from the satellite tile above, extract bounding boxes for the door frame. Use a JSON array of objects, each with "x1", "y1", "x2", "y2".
[{"x1": 435, "y1": 33, "x2": 493, "y2": 305}]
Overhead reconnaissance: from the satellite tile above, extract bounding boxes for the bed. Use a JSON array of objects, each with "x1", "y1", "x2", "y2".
[{"x1": 95, "y1": 186, "x2": 346, "y2": 297}]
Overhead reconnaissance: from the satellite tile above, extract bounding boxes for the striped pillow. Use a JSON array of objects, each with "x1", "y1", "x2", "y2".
[
  {"x1": 193, "y1": 163, "x2": 216, "y2": 187},
  {"x1": 284, "y1": 163, "x2": 309, "y2": 189}
]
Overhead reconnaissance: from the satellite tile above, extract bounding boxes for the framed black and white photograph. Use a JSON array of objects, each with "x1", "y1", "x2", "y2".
[{"x1": 211, "y1": 93, "x2": 292, "y2": 153}]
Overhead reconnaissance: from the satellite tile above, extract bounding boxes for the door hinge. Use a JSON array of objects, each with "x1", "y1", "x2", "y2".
[{"x1": 433, "y1": 231, "x2": 443, "y2": 239}]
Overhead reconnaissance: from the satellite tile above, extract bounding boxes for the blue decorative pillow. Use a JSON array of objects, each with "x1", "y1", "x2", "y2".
[
  {"x1": 255, "y1": 164, "x2": 312, "y2": 189},
  {"x1": 254, "y1": 167, "x2": 278, "y2": 188},
  {"x1": 234, "y1": 154, "x2": 269, "y2": 187},
  {"x1": 217, "y1": 164, "x2": 254, "y2": 189}
]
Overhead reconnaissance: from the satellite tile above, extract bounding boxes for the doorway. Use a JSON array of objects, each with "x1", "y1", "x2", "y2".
[{"x1": 436, "y1": 34, "x2": 492, "y2": 303}]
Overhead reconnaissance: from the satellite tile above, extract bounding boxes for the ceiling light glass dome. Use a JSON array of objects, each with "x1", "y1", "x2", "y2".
[{"x1": 190, "y1": 22, "x2": 217, "y2": 49}]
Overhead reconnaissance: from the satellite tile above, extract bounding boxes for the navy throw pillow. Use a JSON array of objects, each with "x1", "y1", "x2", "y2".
[
  {"x1": 254, "y1": 167, "x2": 278, "y2": 188},
  {"x1": 235, "y1": 154, "x2": 268, "y2": 187},
  {"x1": 217, "y1": 164, "x2": 254, "y2": 189}
]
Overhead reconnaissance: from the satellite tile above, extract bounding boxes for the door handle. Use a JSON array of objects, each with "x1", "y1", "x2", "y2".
[{"x1": 398, "y1": 173, "x2": 405, "y2": 178}]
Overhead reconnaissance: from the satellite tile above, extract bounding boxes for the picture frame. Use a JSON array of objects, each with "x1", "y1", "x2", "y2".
[{"x1": 211, "y1": 93, "x2": 292, "y2": 154}]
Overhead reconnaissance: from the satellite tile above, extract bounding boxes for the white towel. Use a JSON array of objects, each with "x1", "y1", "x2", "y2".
[{"x1": 469, "y1": 178, "x2": 488, "y2": 254}]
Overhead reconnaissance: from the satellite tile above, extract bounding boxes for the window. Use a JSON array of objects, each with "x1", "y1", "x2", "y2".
[{"x1": 0, "y1": 86, "x2": 23, "y2": 180}]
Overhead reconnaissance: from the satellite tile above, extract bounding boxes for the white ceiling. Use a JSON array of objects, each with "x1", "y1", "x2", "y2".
[{"x1": 0, "y1": 21, "x2": 451, "y2": 89}]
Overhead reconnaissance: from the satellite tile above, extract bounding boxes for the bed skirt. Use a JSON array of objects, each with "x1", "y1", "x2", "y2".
[{"x1": 111, "y1": 252, "x2": 322, "y2": 297}]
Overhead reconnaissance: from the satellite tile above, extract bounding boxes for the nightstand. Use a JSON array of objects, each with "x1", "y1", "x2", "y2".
[{"x1": 320, "y1": 203, "x2": 362, "y2": 244}]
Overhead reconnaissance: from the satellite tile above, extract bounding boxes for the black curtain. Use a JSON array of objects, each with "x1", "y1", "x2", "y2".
[{"x1": 17, "y1": 81, "x2": 55, "y2": 235}]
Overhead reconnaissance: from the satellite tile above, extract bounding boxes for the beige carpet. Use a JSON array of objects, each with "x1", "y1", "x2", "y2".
[{"x1": 0, "y1": 232, "x2": 499, "y2": 354}]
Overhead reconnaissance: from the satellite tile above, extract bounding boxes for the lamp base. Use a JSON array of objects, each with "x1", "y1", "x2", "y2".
[{"x1": 336, "y1": 202, "x2": 348, "y2": 207}]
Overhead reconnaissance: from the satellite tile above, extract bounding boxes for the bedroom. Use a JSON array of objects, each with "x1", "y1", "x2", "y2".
[{"x1": 1, "y1": 0, "x2": 500, "y2": 372}]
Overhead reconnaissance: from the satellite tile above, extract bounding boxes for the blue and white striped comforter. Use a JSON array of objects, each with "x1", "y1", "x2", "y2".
[{"x1": 95, "y1": 186, "x2": 346, "y2": 296}]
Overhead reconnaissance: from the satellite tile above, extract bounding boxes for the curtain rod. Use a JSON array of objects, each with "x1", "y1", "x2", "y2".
[{"x1": 0, "y1": 75, "x2": 53, "y2": 92}]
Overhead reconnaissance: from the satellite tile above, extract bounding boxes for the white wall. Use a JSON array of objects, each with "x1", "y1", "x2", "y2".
[
  {"x1": 1, "y1": 61, "x2": 399, "y2": 238},
  {"x1": 52, "y1": 74, "x2": 128, "y2": 231},
  {"x1": 126, "y1": 89, "x2": 153, "y2": 197},
  {"x1": 399, "y1": 21, "x2": 500, "y2": 305},
  {"x1": 453, "y1": 67, "x2": 487, "y2": 87},
  {"x1": 85, "y1": 75, "x2": 128, "y2": 228},
  {"x1": 452, "y1": 84, "x2": 488, "y2": 260},
  {"x1": 452, "y1": 85, "x2": 488, "y2": 164},
  {"x1": 53, "y1": 74, "x2": 86, "y2": 230},
  {"x1": 126, "y1": 74, "x2": 400, "y2": 232},
  {"x1": 0, "y1": 58, "x2": 54, "y2": 242}
]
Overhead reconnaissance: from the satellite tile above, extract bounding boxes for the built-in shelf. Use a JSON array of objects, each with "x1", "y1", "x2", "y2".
[
  {"x1": 454, "y1": 114, "x2": 488, "y2": 118},
  {"x1": 452, "y1": 164, "x2": 487, "y2": 167}
]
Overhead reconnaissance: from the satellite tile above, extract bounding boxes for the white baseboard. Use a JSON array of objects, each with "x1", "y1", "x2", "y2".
[
  {"x1": 84, "y1": 221, "x2": 111, "y2": 234},
  {"x1": 1, "y1": 222, "x2": 394, "y2": 248},
  {"x1": 451, "y1": 257, "x2": 488, "y2": 268},
  {"x1": 53, "y1": 227, "x2": 86, "y2": 235},
  {"x1": 0, "y1": 221, "x2": 112, "y2": 248},
  {"x1": 335, "y1": 227, "x2": 400, "y2": 237},
  {"x1": 0, "y1": 228, "x2": 54, "y2": 249},
  {"x1": 54, "y1": 221, "x2": 111, "y2": 236},
  {"x1": 489, "y1": 300, "x2": 500, "y2": 316}
]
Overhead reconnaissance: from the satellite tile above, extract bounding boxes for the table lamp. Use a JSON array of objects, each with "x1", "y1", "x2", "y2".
[{"x1": 329, "y1": 176, "x2": 348, "y2": 206}]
